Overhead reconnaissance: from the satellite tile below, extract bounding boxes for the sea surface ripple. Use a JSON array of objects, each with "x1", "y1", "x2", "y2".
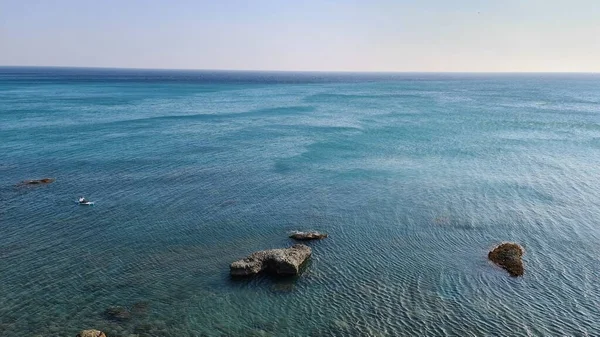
[{"x1": 1, "y1": 68, "x2": 599, "y2": 336}]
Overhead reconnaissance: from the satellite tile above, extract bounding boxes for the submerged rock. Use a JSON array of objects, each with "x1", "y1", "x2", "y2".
[
  {"x1": 289, "y1": 231, "x2": 328, "y2": 240},
  {"x1": 104, "y1": 306, "x2": 131, "y2": 321},
  {"x1": 21, "y1": 178, "x2": 55, "y2": 185},
  {"x1": 230, "y1": 244, "x2": 311, "y2": 276},
  {"x1": 130, "y1": 301, "x2": 150, "y2": 316},
  {"x1": 488, "y1": 242, "x2": 525, "y2": 277},
  {"x1": 134, "y1": 321, "x2": 169, "y2": 337},
  {"x1": 76, "y1": 330, "x2": 106, "y2": 337}
]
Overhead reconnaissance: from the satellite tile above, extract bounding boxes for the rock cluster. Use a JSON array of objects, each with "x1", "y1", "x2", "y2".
[
  {"x1": 230, "y1": 244, "x2": 311, "y2": 276},
  {"x1": 289, "y1": 231, "x2": 328, "y2": 240},
  {"x1": 488, "y1": 242, "x2": 525, "y2": 277}
]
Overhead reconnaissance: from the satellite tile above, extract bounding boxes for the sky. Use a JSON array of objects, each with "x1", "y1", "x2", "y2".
[{"x1": 1, "y1": 0, "x2": 599, "y2": 72}]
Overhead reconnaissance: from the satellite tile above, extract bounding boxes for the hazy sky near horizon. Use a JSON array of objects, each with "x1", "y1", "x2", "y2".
[{"x1": 1, "y1": 0, "x2": 599, "y2": 72}]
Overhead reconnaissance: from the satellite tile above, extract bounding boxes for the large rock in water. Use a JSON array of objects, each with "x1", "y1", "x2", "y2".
[
  {"x1": 230, "y1": 244, "x2": 311, "y2": 276},
  {"x1": 76, "y1": 330, "x2": 106, "y2": 337},
  {"x1": 289, "y1": 231, "x2": 328, "y2": 240},
  {"x1": 488, "y1": 242, "x2": 525, "y2": 277}
]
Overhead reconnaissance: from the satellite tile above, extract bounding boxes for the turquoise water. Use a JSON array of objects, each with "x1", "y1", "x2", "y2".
[{"x1": 1, "y1": 67, "x2": 599, "y2": 336}]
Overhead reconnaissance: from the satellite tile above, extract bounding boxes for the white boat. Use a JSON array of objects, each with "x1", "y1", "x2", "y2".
[{"x1": 76, "y1": 199, "x2": 95, "y2": 206}]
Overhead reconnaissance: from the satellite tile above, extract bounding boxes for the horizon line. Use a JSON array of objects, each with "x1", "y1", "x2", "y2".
[{"x1": 1, "y1": 65, "x2": 599, "y2": 75}]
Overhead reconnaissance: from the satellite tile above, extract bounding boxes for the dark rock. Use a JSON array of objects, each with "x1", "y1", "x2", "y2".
[
  {"x1": 76, "y1": 330, "x2": 106, "y2": 337},
  {"x1": 22, "y1": 178, "x2": 55, "y2": 185},
  {"x1": 230, "y1": 244, "x2": 311, "y2": 276},
  {"x1": 104, "y1": 306, "x2": 131, "y2": 321},
  {"x1": 131, "y1": 301, "x2": 151, "y2": 316},
  {"x1": 289, "y1": 231, "x2": 328, "y2": 240},
  {"x1": 488, "y1": 242, "x2": 525, "y2": 277}
]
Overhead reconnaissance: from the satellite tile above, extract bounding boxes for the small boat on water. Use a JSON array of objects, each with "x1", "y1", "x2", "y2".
[{"x1": 77, "y1": 196, "x2": 94, "y2": 206}]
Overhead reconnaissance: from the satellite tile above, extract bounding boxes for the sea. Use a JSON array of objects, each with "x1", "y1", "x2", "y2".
[{"x1": 1, "y1": 67, "x2": 599, "y2": 337}]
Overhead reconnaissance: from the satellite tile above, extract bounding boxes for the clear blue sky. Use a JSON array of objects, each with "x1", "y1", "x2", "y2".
[{"x1": 1, "y1": 0, "x2": 598, "y2": 72}]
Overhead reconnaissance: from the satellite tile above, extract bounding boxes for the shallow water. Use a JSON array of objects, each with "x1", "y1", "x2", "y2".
[{"x1": 1, "y1": 68, "x2": 599, "y2": 336}]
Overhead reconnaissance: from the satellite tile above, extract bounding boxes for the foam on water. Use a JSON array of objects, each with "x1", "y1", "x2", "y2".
[{"x1": 1, "y1": 68, "x2": 600, "y2": 336}]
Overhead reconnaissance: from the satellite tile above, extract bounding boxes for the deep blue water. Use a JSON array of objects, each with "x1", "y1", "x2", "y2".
[{"x1": 1, "y1": 67, "x2": 600, "y2": 336}]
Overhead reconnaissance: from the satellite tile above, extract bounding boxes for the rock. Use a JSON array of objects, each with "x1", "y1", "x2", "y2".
[
  {"x1": 230, "y1": 244, "x2": 311, "y2": 276},
  {"x1": 104, "y1": 306, "x2": 131, "y2": 321},
  {"x1": 76, "y1": 330, "x2": 106, "y2": 337},
  {"x1": 488, "y1": 242, "x2": 525, "y2": 277},
  {"x1": 130, "y1": 301, "x2": 150, "y2": 316},
  {"x1": 21, "y1": 178, "x2": 55, "y2": 185},
  {"x1": 289, "y1": 231, "x2": 328, "y2": 240}
]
